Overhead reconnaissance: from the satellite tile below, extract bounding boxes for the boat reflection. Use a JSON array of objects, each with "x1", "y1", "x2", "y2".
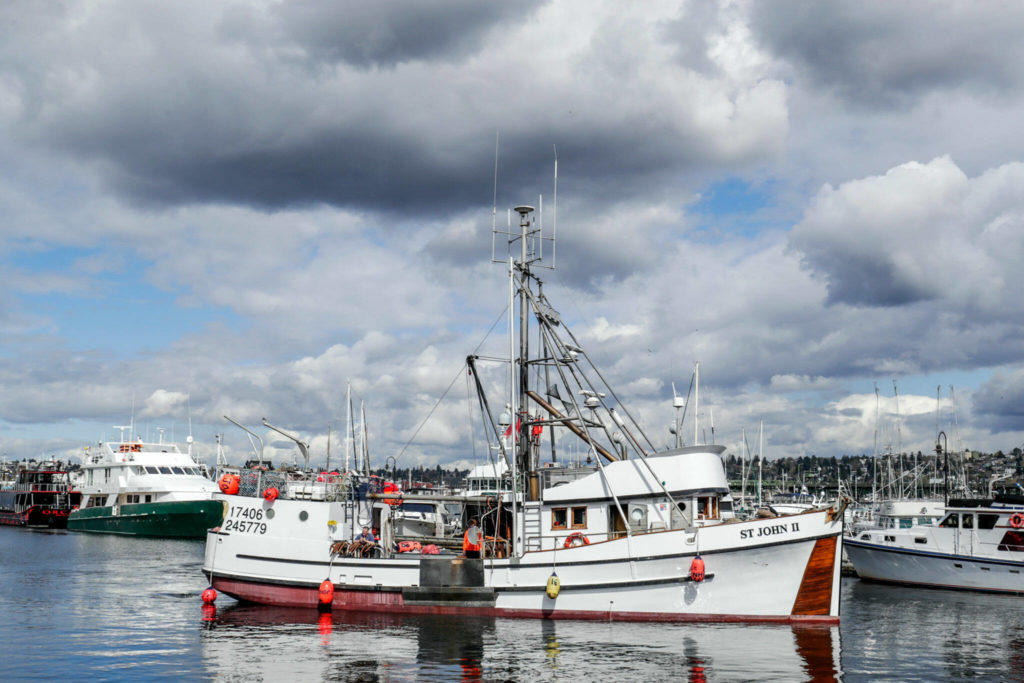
[{"x1": 201, "y1": 604, "x2": 842, "y2": 681}]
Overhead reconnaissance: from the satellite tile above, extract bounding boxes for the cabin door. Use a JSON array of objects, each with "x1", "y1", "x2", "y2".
[
  {"x1": 957, "y1": 513, "x2": 974, "y2": 556},
  {"x1": 609, "y1": 505, "x2": 628, "y2": 540}
]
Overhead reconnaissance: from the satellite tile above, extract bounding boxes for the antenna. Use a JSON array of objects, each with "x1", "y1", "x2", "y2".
[
  {"x1": 490, "y1": 131, "x2": 500, "y2": 263},
  {"x1": 552, "y1": 144, "x2": 557, "y2": 270},
  {"x1": 114, "y1": 425, "x2": 131, "y2": 444},
  {"x1": 491, "y1": 160, "x2": 557, "y2": 271}
]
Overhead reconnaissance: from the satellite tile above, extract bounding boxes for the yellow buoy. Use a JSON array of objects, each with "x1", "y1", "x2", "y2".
[{"x1": 546, "y1": 572, "x2": 560, "y2": 599}]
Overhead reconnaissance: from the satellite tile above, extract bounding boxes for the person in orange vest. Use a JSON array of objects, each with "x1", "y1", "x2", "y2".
[{"x1": 463, "y1": 517, "x2": 483, "y2": 558}]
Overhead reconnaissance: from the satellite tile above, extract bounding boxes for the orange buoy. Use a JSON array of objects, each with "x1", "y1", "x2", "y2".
[
  {"x1": 263, "y1": 486, "x2": 279, "y2": 502},
  {"x1": 382, "y1": 481, "x2": 402, "y2": 506},
  {"x1": 1010, "y1": 513, "x2": 1024, "y2": 529},
  {"x1": 563, "y1": 532, "x2": 590, "y2": 548},
  {"x1": 318, "y1": 579, "x2": 334, "y2": 608},
  {"x1": 690, "y1": 555, "x2": 705, "y2": 582},
  {"x1": 202, "y1": 587, "x2": 217, "y2": 604},
  {"x1": 218, "y1": 473, "x2": 240, "y2": 495}
]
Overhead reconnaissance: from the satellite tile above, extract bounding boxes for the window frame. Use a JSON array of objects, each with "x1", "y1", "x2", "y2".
[
  {"x1": 571, "y1": 506, "x2": 587, "y2": 529},
  {"x1": 551, "y1": 507, "x2": 568, "y2": 530}
]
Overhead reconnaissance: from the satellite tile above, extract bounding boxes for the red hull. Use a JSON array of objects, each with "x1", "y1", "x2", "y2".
[
  {"x1": 0, "y1": 506, "x2": 71, "y2": 529},
  {"x1": 209, "y1": 575, "x2": 838, "y2": 625}
]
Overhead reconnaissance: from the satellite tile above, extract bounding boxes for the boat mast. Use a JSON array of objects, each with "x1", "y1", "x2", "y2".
[
  {"x1": 893, "y1": 379, "x2": 904, "y2": 498},
  {"x1": 694, "y1": 362, "x2": 700, "y2": 445},
  {"x1": 346, "y1": 381, "x2": 354, "y2": 474},
  {"x1": 873, "y1": 382, "x2": 879, "y2": 503},
  {"x1": 757, "y1": 418, "x2": 764, "y2": 507},
  {"x1": 361, "y1": 400, "x2": 370, "y2": 475}
]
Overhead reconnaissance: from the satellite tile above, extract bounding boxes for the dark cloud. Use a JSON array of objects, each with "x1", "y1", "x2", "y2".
[
  {"x1": 275, "y1": 0, "x2": 547, "y2": 68},
  {"x1": 1, "y1": 2, "x2": 781, "y2": 218},
  {"x1": 748, "y1": 1, "x2": 1024, "y2": 107},
  {"x1": 791, "y1": 241, "x2": 937, "y2": 307}
]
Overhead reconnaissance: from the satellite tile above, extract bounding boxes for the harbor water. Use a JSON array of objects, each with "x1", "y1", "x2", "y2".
[{"x1": 3, "y1": 528, "x2": 1024, "y2": 681}]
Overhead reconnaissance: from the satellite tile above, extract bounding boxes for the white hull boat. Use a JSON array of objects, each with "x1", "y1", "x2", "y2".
[
  {"x1": 203, "y1": 202, "x2": 844, "y2": 622},
  {"x1": 845, "y1": 494, "x2": 1024, "y2": 593}
]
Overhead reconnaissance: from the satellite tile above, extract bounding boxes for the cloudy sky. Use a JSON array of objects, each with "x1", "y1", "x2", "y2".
[{"x1": 3, "y1": 0, "x2": 1023, "y2": 472}]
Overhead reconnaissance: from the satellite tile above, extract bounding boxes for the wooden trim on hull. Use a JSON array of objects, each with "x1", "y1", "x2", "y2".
[
  {"x1": 208, "y1": 575, "x2": 839, "y2": 624},
  {"x1": 791, "y1": 536, "x2": 838, "y2": 616}
]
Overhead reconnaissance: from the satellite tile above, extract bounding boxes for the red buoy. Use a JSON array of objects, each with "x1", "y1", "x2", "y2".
[
  {"x1": 202, "y1": 587, "x2": 217, "y2": 604},
  {"x1": 263, "y1": 486, "x2": 279, "y2": 502},
  {"x1": 218, "y1": 473, "x2": 240, "y2": 495},
  {"x1": 318, "y1": 579, "x2": 334, "y2": 607},
  {"x1": 690, "y1": 555, "x2": 706, "y2": 583}
]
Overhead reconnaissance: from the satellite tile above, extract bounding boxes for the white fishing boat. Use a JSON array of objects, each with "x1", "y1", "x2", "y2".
[
  {"x1": 69, "y1": 427, "x2": 225, "y2": 538},
  {"x1": 203, "y1": 202, "x2": 844, "y2": 622},
  {"x1": 845, "y1": 492, "x2": 1024, "y2": 593}
]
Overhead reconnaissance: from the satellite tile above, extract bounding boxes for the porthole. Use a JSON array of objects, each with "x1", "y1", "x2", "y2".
[
  {"x1": 299, "y1": 510, "x2": 309, "y2": 521},
  {"x1": 266, "y1": 508, "x2": 275, "y2": 519}
]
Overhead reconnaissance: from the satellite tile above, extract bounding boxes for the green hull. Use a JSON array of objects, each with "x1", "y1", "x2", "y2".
[{"x1": 68, "y1": 499, "x2": 227, "y2": 539}]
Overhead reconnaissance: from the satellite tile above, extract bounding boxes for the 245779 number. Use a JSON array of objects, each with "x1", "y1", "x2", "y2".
[{"x1": 224, "y1": 506, "x2": 267, "y2": 534}]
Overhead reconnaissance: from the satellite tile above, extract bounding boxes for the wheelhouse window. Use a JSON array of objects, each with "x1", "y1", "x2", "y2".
[
  {"x1": 551, "y1": 508, "x2": 567, "y2": 530},
  {"x1": 159, "y1": 467, "x2": 172, "y2": 474},
  {"x1": 962, "y1": 514, "x2": 974, "y2": 529},
  {"x1": 939, "y1": 514, "x2": 959, "y2": 528},
  {"x1": 571, "y1": 507, "x2": 587, "y2": 529},
  {"x1": 696, "y1": 496, "x2": 720, "y2": 520},
  {"x1": 979, "y1": 514, "x2": 998, "y2": 530}
]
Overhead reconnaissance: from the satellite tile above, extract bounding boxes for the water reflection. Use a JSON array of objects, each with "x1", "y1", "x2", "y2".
[
  {"x1": 840, "y1": 578, "x2": 1024, "y2": 681},
  {"x1": 201, "y1": 604, "x2": 842, "y2": 682}
]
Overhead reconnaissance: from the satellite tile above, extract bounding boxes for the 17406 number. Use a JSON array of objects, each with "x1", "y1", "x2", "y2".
[{"x1": 224, "y1": 505, "x2": 267, "y2": 534}]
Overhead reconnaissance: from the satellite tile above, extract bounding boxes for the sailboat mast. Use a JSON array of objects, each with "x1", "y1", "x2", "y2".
[
  {"x1": 694, "y1": 362, "x2": 700, "y2": 445},
  {"x1": 345, "y1": 382, "x2": 353, "y2": 474},
  {"x1": 757, "y1": 418, "x2": 764, "y2": 507},
  {"x1": 361, "y1": 401, "x2": 370, "y2": 475},
  {"x1": 873, "y1": 382, "x2": 879, "y2": 503}
]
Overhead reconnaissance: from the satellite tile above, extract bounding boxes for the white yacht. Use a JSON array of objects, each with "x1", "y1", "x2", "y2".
[
  {"x1": 845, "y1": 493, "x2": 1024, "y2": 593},
  {"x1": 69, "y1": 428, "x2": 225, "y2": 538}
]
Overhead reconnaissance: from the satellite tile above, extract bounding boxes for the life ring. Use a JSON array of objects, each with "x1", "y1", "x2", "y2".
[
  {"x1": 1009, "y1": 513, "x2": 1024, "y2": 529},
  {"x1": 563, "y1": 532, "x2": 590, "y2": 548}
]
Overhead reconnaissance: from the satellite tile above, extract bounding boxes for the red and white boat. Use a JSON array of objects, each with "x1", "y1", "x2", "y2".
[{"x1": 203, "y1": 203, "x2": 844, "y2": 622}]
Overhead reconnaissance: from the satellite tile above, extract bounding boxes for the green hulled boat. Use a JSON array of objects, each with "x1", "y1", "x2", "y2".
[
  {"x1": 68, "y1": 498, "x2": 227, "y2": 538},
  {"x1": 70, "y1": 430, "x2": 226, "y2": 539}
]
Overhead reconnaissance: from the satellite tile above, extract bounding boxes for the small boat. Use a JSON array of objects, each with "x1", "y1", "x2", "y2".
[
  {"x1": 0, "y1": 460, "x2": 81, "y2": 528},
  {"x1": 845, "y1": 493, "x2": 1024, "y2": 593},
  {"x1": 68, "y1": 429, "x2": 225, "y2": 538},
  {"x1": 203, "y1": 202, "x2": 845, "y2": 623}
]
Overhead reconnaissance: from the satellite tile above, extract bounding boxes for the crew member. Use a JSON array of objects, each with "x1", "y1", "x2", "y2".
[{"x1": 463, "y1": 517, "x2": 483, "y2": 559}]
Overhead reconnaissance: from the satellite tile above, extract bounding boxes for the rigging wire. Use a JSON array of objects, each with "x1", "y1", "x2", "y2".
[{"x1": 392, "y1": 306, "x2": 509, "y2": 466}]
